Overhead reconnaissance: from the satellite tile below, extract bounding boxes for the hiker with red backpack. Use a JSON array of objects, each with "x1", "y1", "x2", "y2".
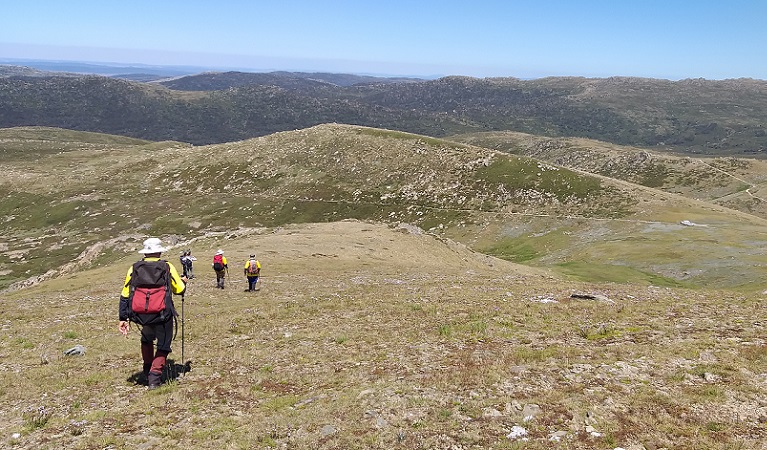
[
  {"x1": 244, "y1": 254, "x2": 261, "y2": 292},
  {"x1": 118, "y1": 238, "x2": 187, "y2": 389},
  {"x1": 212, "y1": 249, "x2": 228, "y2": 289}
]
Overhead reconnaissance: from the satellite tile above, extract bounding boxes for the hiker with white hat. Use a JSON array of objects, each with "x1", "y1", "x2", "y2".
[
  {"x1": 118, "y1": 237, "x2": 187, "y2": 389},
  {"x1": 212, "y1": 249, "x2": 228, "y2": 289}
]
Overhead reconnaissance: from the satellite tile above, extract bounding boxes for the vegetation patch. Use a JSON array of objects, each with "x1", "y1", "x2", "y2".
[
  {"x1": 555, "y1": 260, "x2": 688, "y2": 287},
  {"x1": 478, "y1": 237, "x2": 540, "y2": 262}
]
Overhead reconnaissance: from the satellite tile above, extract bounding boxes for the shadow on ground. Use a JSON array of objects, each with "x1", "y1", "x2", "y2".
[{"x1": 125, "y1": 359, "x2": 193, "y2": 387}]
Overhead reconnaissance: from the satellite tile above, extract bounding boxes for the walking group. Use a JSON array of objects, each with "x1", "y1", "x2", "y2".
[
  {"x1": 210, "y1": 249, "x2": 261, "y2": 291},
  {"x1": 118, "y1": 237, "x2": 262, "y2": 389}
]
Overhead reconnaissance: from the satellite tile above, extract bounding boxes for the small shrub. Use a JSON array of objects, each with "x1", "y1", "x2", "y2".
[{"x1": 23, "y1": 406, "x2": 50, "y2": 431}]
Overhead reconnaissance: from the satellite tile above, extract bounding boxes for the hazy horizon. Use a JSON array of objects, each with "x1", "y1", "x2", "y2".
[{"x1": 3, "y1": 1, "x2": 767, "y2": 81}]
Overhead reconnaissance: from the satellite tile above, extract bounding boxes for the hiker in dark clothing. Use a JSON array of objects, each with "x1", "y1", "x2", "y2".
[
  {"x1": 180, "y1": 251, "x2": 189, "y2": 278},
  {"x1": 185, "y1": 250, "x2": 196, "y2": 279},
  {"x1": 118, "y1": 238, "x2": 187, "y2": 389}
]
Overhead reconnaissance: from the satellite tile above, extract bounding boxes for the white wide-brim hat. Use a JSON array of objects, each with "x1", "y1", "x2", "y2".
[
  {"x1": 138, "y1": 237, "x2": 168, "y2": 254},
  {"x1": 215, "y1": 249, "x2": 224, "y2": 255}
]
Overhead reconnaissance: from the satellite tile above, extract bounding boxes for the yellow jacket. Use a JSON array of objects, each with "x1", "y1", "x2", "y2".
[
  {"x1": 118, "y1": 257, "x2": 185, "y2": 322},
  {"x1": 213, "y1": 255, "x2": 228, "y2": 269},
  {"x1": 120, "y1": 257, "x2": 186, "y2": 298},
  {"x1": 244, "y1": 259, "x2": 261, "y2": 276}
]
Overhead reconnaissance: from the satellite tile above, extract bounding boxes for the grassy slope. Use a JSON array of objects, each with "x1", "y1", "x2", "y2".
[
  {"x1": 450, "y1": 130, "x2": 767, "y2": 219},
  {"x1": 2, "y1": 126, "x2": 767, "y2": 448},
  {"x1": 1, "y1": 221, "x2": 765, "y2": 449},
  {"x1": 450, "y1": 131, "x2": 767, "y2": 289},
  {"x1": 3, "y1": 125, "x2": 767, "y2": 292}
]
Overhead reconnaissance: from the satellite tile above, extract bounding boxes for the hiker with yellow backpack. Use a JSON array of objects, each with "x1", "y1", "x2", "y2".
[{"x1": 244, "y1": 254, "x2": 261, "y2": 292}]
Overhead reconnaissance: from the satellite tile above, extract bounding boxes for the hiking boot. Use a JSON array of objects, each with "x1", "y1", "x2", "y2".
[
  {"x1": 138, "y1": 363, "x2": 152, "y2": 385},
  {"x1": 147, "y1": 371, "x2": 162, "y2": 390}
]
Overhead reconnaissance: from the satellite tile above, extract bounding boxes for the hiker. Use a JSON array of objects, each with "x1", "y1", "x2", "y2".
[
  {"x1": 244, "y1": 254, "x2": 261, "y2": 292},
  {"x1": 179, "y1": 251, "x2": 189, "y2": 278},
  {"x1": 212, "y1": 249, "x2": 228, "y2": 289},
  {"x1": 118, "y1": 237, "x2": 187, "y2": 389},
  {"x1": 184, "y1": 250, "x2": 197, "y2": 279}
]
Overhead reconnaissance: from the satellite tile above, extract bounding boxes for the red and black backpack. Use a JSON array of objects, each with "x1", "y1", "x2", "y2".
[
  {"x1": 212, "y1": 254, "x2": 225, "y2": 271},
  {"x1": 128, "y1": 260, "x2": 173, "y2": 324}
]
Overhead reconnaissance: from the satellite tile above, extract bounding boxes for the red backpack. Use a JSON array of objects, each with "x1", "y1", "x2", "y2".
[
  {"x1": 128, "y1": 260, "x2": 172, "y2": 324},
  {"x1": 212, "y1": 254, "x2": 225, "y2": 271}
]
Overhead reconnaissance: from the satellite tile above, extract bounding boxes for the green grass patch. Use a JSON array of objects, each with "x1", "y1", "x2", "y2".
[
  {"x1": 580, "y1": 324, "x2": 622, "y2": 341},
  {"x1": 508, "y1": 346, "x2": 562, "y2": 363},
  {"x1": 478, "y1": 237, "x2": 539, "y2": 262},
  {"x1": 262, "y1": 394, "x2": 300, "y2": 411},
  {"x1": 639, "y1": 162, "x2": 671, "y2": 188},
  {"x1": 555, "y1": 260, "x2": 688, "y2": 286},
  {"x1": 473, "y1": 157, "x2": 603, "y2": 201}
]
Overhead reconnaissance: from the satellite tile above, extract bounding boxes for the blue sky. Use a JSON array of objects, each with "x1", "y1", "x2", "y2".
[{"x1": 1, "y1": 0, "x2": 766, "y2": 80}]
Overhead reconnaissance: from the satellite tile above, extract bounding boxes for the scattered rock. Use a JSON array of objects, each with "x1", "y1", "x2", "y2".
[
  {"x1": 482, "y1": 407, "x2": 503, "y2": 418},
  {"x1": 703, "y1": 372, "x2": 721, "y2": 382},
  {"x1": 63, "y1": 344, "x2": 86, "y2": 356},
  {"x1": 320, "y1": 425, "x2": 336, "y2": 438},
  {"x1": 365, "y1": 409, "x2": 388, "y2": 428},
  {"x1": 586, "y1": 425, "x2": 603, "y2": 437},
  {"x1": 507, "y1": 425, "x2": 528, "y2": 440},
  {"x1": 549, "y1": 430, "x2": 567, "y2": 442},
  {"x1": 571, "y1": 293, "x2": 614, "y2": 303},
  {"x1": 530, "y1": 295, "x2": 558, "y2": 303},
  {"x1": 521, "y1": 404, "x2": 541, "y2": 422},
  {"x1": 395, "y1": 222, "x2": 424, "y2": 235}
]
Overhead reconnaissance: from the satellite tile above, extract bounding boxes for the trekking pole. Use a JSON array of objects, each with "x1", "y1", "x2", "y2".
[{"x1": 180, "y1": 292, "x2": 185, "y2": 378}]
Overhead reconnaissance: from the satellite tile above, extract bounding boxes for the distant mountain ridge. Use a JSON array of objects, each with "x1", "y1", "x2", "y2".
[
  {"x1": 0, "y1": 58, "x2": 208, "y2": 77},
  {"x1": 1, "y1": 65, "x2": 767, "y2": 155},
  {"x1": 159, "y1": 71, "x2": 425, "y2": 90}
]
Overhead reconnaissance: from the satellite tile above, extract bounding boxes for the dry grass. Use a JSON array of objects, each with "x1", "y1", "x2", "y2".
[{"x1": 2, "y1": 220, "x2": 766, "y2": 449}]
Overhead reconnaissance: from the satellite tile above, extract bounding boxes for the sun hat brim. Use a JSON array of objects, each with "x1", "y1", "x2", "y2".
[{"x1": 138, "y1": 246, "x2": 167, "y2": 254}]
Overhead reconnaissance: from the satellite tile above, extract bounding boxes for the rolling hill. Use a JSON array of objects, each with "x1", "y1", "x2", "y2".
[
  {"x1": 2, "y1": 124, "x2": 767, "y2": 448},
  {"x1": 3, "y1": 124, "x2": 767, "y2": 293},
  {"x1": 3, "y1": 59, "x2": 767, "y2": 449},
  {"x1": 450, "y1": 131, "x2": 767, "y2": 220}
]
